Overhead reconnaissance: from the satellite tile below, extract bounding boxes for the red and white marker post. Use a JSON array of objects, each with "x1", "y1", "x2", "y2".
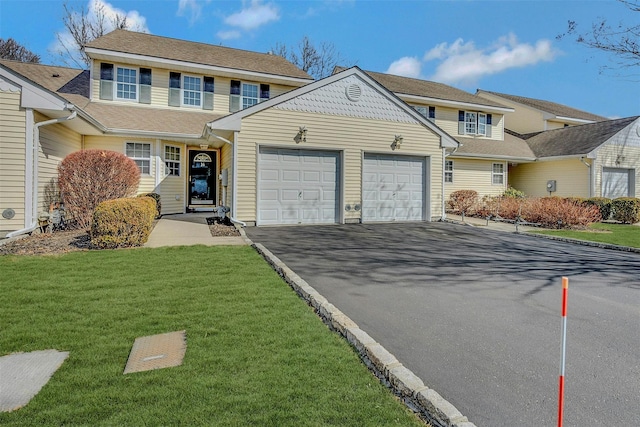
[{"x1": 558, "y1": 276, "x2": 569, "y2": 427}]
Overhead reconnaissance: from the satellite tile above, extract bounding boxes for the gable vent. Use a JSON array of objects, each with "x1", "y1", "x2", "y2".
[{"x1": 345, "y1": 83, "x2": 362, "y2": 102}]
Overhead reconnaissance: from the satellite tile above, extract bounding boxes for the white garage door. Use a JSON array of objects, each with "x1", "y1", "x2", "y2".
[
  {"x1": 362, "y1": 153, "x2": 426, "y2": 222},
  {"x1": 602, "y1": 167, "x2": 633, "y2": 199},
  {"x1": 258, "y1": 147, "x2": 340, "y2": 225}
]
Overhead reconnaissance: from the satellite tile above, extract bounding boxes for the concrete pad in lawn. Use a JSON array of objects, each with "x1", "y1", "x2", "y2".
[{"x1": 0, "y1": 349, "x2": 69, "y2": 412}]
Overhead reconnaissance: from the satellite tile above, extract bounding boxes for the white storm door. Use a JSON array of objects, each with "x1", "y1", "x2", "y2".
[
  {"x1": 362, "y1": 153, "x2": 425, "y2": 222},
  {"x1": 258, "y1": 147, "x2": 339, "y2": 225},
  {"x1": 602, "y1": 167, "x2": 632, "y2": 199}
]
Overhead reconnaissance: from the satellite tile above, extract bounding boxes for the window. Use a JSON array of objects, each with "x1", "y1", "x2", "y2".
[
  {"x1": 414, "y1": 106, "x2": 428, "y2": 118},
  {"x1": 116, "y1": 67, "x2": 137, "y2": 100},
  {"x1": 492, "y1": 163, "x2": 505, "y2": 185},
  {"x1": 183, "y1": 75, "x2": 201, "y2": 107},
  {"x1": 459, "y1": 111, "x2": 493, "y2": 136},
  {"x1": 445, "y1": 160, "x2": 453, "y2": 183},
  {"x1": 413, "y1": 106, "x2": 436, "y2": 122},
  {"x1": 165, "y1": 146, "x2": 181, "y2": 176},
  {"x1": 242, "y1": 83, "x2": 258, "y2": 109},
  {"x1": 126, "y1": 142, "x2": 151, "y2": 174},
  {"x1": 465, "y1": 112, "x2": 477, "y2": 134}
]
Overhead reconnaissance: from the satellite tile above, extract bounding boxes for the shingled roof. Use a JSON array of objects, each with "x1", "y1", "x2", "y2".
[
  {"x1": 522, "y1": 116, "x2": 639, "y2": 158},
  {"x1": 334, "y1": 67, "x2": 510, "y2": 109},
  {"x1": 455, "y1": 132, "x2": 535, "y2": 160},
  {"x1": 478, "y1": 90, "x2": 607, "y2": 122},
  {"x1": 85, "y1": 30, "x2": 312, "y2": 80}
]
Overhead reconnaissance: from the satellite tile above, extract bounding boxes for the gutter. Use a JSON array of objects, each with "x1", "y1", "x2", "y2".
[
  {"x1": 205, "y1": 125, "x2": 247, "y2": 227},
  {"x1": 580, "y1": 157, "x2": 594, "y2": 198},
  {"x1": 7, "y1": 107, "x2": 78, "y2": 238},
  {"x1": 441, "y1": 145, "x2": 459, "y2": 220}
]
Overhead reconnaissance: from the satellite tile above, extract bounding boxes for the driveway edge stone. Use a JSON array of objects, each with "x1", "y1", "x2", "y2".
[{"x1": 251, "y1": 241, "x2": 477, "y2": 427}]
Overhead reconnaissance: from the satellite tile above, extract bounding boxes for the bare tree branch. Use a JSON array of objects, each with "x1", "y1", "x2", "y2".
[
  {"x1": 0, "y1": 38, "x2": 40, "y2": 63},
  {"x1": 272, "y1": 36, "x2": 352, "y2": 79}
]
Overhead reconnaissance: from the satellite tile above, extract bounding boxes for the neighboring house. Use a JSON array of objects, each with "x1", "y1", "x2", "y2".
[
  {"x1": 1, "y1": 30, "x2": 457, "y2": 236},
  {"x1": 476, "y1": 90, "x2": 607, "y2": 133},
  {"x1": 509, "y1": 116, "x2": 640, "y2": 199},
  {"x1": 334, "y1": 68, "x2": 524, "y2": 200}
]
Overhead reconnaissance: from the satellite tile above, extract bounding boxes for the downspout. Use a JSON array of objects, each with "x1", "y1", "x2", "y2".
[
  {"x1": 580, "y1": 157, "x2": 593, "y2": 198},
  {"x1": 205, "y1": 126, "x2": 247, "y2": 227},
  {"x1": 7, "y1": 107, "x2": 77, "y2": 238},
  {"x1": 441, "y1": 145, "x2": 459, "y2": 220}
]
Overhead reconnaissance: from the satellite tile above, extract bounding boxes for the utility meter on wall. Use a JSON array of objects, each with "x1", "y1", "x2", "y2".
[{"x1": 546, "y1": 180, "x2": 557, "y2": 193}]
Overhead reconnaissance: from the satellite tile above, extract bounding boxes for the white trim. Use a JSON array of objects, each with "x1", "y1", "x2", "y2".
[
  {"x1": 115, "y1": 66, "x2": 139, "y2": 102},
  {"x1": 125, "y1": 141, "x2": 152, "y2": 175},
  {"x1": 24, "y1": 109, "x2": 35, "y2": 228},
  {"x1": 84, "y1": 47, "x2": 314, "y2": 86},
  {"x1": 155, "y1": 139, "x2": 162, "y2": 187},
  {"x1": 450, "y1": 153, "x2": 536, "y2": 162},
  {"x1": 491, "y1": 162, "x2": 506, "y2": 186},
  {"x1": 181, "y1": 74, "x2": 203, "y2": 108},
  {"x1": 164, "y1": 143, "x2": 182, "y2": 177}
]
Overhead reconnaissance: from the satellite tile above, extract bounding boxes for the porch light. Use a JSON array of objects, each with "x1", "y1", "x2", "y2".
[
  {"x1": 295, "y1": 126, "x2": 307, "y2": 143},
  {"x1": 200, "y1": 144, "x2": 209, "y2": 150},
  {"x1": 391, "y1": 134, "x2": 403, "y2": 150}
]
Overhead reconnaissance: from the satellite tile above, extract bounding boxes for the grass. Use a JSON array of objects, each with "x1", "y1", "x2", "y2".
[
  {"x1": 531, "y1": 222, "x2": 640, "y2": 248},
  {"x1": 0, "y1": 246, "x2": 423, "y2": 426}
]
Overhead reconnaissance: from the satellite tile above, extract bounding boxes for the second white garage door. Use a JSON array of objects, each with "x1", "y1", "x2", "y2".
[
  {"x1": 258, "y1": 147, "x2": 340, "y2": 225},
  {"x1": 602, "y1": 167, "x2": 633, "y2": 199},
  {"x1": 362, "y1": 153, "x2": 426, "y2": 222}
]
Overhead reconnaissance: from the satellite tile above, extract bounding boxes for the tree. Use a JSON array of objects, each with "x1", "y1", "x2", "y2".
[
  {"x1": 558, "y1": 0, "x2": 640, "y2": 73},
  {"x1": 273, "y1": 36, "x2": 350, "y2": 79},
  {"x1": 54, "y1": 0, "x2": 144, "y2": 69},
  {"x1": 0, "y1": 38, "x2": 40, "y2": 63}
]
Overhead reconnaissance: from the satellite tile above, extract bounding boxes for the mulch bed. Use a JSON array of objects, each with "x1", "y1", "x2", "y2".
[{"x1": 0, "y1": 221, "x2": 240, "y2": 256}]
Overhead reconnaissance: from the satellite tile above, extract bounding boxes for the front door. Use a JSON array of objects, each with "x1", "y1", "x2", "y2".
[{"x1": 189, "y1": 150, "x2": 217, "y2": 206}]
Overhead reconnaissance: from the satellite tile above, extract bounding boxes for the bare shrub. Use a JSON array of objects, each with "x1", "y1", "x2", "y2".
[
  {"x1": 58, "y1": 149, "x2": 140, "y2": 229},
  {"x1": 449, "y1": 190, "x2": 478, "y2": 221},
  {"x1": 522, "y1": 197, "x2": 600, "y2": 229}
]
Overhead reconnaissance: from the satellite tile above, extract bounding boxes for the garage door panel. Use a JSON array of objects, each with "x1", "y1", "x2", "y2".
[
  {"x1": 363, "y1": 153, "x2": 425, "y2": 222},
  {"x1": 258, "y1": 147, "x2": 339, "y2": 225},
  {"x1": 602, "y1": 168, "x2": 632, "y2": 199}
]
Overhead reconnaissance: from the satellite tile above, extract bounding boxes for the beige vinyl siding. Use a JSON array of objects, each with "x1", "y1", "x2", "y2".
[
  {"x1": 445, "y1": 158, "x2": 507, "y2": 199},
  {"x1": 93, "y1": 61, "x2": 299, "y2": 114},
  {"x1": 0, "y1": 90, "x2": 26, "y2": 231},
  {"x1": 35, "y1": 112, "x2": 82, "y2": 212},
  {"x1": 594, "y1": 143, "x2": 640, "y2": 198},
  {"x1": 476, "y1": 91, "x2": 546, "y2": 134},
  {"x1": 220, "y1": 143, "x2": 233, "y2": 207},
  {"x1": 432, "y1": 106, "x2": 504, "y2": 141},
  {"x1": 235, "y1": 109, "x2": 443, "y2": 223},
  {"x1": 84, "y1": 135, "x2": 157, "y2": 194},
  {"x1": 546, "y1": 120, "x2": 568, "y2": 131},
  {"x1": 508, "y1": 159, "x2": 590, "y2": 197},
  {"x1": 159, "y1": 142, "x2": 186, "y2": 214}
]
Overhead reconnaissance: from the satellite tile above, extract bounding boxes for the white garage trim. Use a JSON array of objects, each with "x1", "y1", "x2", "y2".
[
  {"x1": 257, "y1": 146, "x2": 341, "y2": 225},
  {"x1": 362, "y1": 153, "x2": 429, "y2": 222},
  {"x1": 602, "y1": 167, "x2": 635, "y2": 199}
]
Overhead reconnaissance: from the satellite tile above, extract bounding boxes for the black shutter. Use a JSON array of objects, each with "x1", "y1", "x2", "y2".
[
  {"x1": 260, "y1": 84, "x2": 270, "y2": 101},
  {"x1": 458, "y1": 110, "x2": 465, "y2": 134},
  {"x1": 139, "y1": 68, "x2": 152, "y2": 104},
  {"x1": 486, "y1": 114, "x2": 493, "y2": 138},
  {"x1": 229, "y1": 80, "x2": 241, "y2": 112},
  {"x1": 203, "y1": 76, "x2": 214, "y2": 110},
  {"x1": 99, "y1": 63, "x2": 114, "y2": 100},
  {"x1": 428, "y1": 106, "x2": 435, "y2": 120},
  {"x1": 169, "y1": 72, "x2": 181, "y2": 106}
]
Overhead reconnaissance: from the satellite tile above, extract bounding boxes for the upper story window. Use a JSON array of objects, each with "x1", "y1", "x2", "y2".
[
  {"x1": 126, "y1": 142, "x2": 151, "y2": 175},
  {"x1": 413, "y1": 106, "x2": 436, "y2": 122},
  {"x1": 230, "y1": 80, "x2": 270, "y2": 112},
  {"x1": 99, "y1": 63, "x2": 151, "y2": 104},
  {"x1": 168, "y1": 73, "x2": 214, "y2": 110},
  {"x1": 459, "y1": 110, "x2": 493, "y2": 137}
]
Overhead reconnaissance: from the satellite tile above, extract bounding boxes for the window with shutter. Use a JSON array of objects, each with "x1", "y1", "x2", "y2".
[
  {"x1": 458, "y1": 110, "x2": 465, "y2": 134},
  {"x1": 139, "y1": 68, "x2": 151, "y2": 104},
  {"x1": 99, "y1": 63, "x2": 114, "y2": 100},
  {"x1": 229, "y1": 80, "x2": 241, "y2": 112},
  {"x1": 260, "y1": 84, "x2": 270, "y2": 101},
  {"x1": 169, "y1": 72, "x2": 181, "y2": 106},
  {"x1": 203, "y1": 77, "x2": 214, "y2": 110},
  {"x1": 428, "y1": 106, "x2": 436, "y2": 122}
]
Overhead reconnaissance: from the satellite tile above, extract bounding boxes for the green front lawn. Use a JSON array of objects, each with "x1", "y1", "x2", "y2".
[
  {"x1": 0, "y1": 246, "x2": 422, "y2": 426},
  {"x1": 531, "y1": 223, "x2": 640, "y2": 248}
]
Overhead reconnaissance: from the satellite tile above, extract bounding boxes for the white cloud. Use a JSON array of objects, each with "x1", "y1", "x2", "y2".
[
  {"x1": 90, "y1": 0, "x2": 149, "y2": 32},
  {"x1": 217, "y1": 30, "x2": 242, "y2": 40},
  {"x1": 178, "y1": 0, "x2": 211, "y2": 24},
  {"x1": 425, "y1": 34, "x2": 560, "y2": 85},
  {"x1": 224, "y1": 0, "x2": 279, "y2": 31},
  {"x1": 386, "y1": 57, "x2": 422, "y2": 78}
]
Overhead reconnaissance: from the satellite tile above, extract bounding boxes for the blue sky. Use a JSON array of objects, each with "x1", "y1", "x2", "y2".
[{"x1": 1, "y1": 0, "x2": 638, "y2": 119}]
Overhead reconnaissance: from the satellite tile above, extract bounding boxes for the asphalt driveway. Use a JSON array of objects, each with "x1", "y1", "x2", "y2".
[{"x1": 245, "y1": 222, "x2": 640, "y2": 426}]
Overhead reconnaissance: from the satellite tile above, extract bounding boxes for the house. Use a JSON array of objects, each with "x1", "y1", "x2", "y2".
[
  {"x1": 509, "y1": 116, "x2": 640, "y2": 198},
  {"x1": 334, "y1": 68, "x2": 529, "y2": 200},
  {"x1": 1, "y1": 30, "x2": 457, "y2": 237},
  {"x1": 476, "y1": 90, "x2": 607, "y2": 133}
]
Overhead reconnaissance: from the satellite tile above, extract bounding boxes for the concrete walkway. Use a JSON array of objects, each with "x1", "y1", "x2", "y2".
[{"x1": 144, "y1": 214, "x2": 247, "y2": 248}]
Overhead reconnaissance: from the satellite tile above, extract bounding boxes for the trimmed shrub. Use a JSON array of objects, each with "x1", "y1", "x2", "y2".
[
  {"x1": 138, "y1": 192, "x2": 162, "y2": 218},
  {"x1": 584, "y1": 197, "x2": 612, "y2": 221},
  {"x1": 58, "y1": 150, "x2": 140, "y2": 230},
  {"x1": 523, "y1": 197, "x2": 600, "y2": 229},
  {"x1": 91, "y1": 197, "x2": 156, "y2": 249},
  {"x1": 611, "y1": 197, "x2": 640, "y2": 224},
  {"x1": 503, "y1": 187, "x2": 526, "y2": 199},
  {"x1": 449, "y1": 190, "x2": 478, "y2": 220}
]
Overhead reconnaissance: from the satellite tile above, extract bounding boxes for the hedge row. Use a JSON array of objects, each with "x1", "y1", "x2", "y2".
[{"x1": 91, "y1": 196, "x2": 157, "y2": 249}]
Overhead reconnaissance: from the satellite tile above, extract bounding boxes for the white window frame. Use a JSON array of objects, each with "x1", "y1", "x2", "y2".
[
  {"x1": 414, "y1": 106, "x2": 428, "y2": 118},
  {"x1": 116, "y1": 66, "x2": 138, "y2": 101},
  {"x1": 492, "y1": 163, "x2": 505, "y2": 185},
  {"x1": 465, "y1": 112, "x2": 477, "y2": 135},
  {"x1": 182, "y1": 75, "x2": 202, "y2": 107},
  {"x1": 478, "y1": 113, "x2": 487, "y2": 136},
  {"x1": 445, "y1": 160, "x2": 454, "y2": 183},
  {"x1": 126, "y1": 142, "x2": 152, "y2": 175},
  {"x1": 242, "y1": 82, "x2": 259, "y2": 109},
  {"x1": 164, "y1": 145, "x2": 181, "y2": 177}
]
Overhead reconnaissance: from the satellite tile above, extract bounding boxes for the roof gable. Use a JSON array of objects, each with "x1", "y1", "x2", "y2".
[
  {"x1": 524, "y1": 116, "x2": 640, "y2": 158},
  {"x1": 478, "y1": 90, "x2": 607, "y2": 122},
  {"x1": 85, "y1": 30, "x2": 312, "y2": 81},
  {"x1": 208, "y1": 67, "x2": 458, "y2": 148}
]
